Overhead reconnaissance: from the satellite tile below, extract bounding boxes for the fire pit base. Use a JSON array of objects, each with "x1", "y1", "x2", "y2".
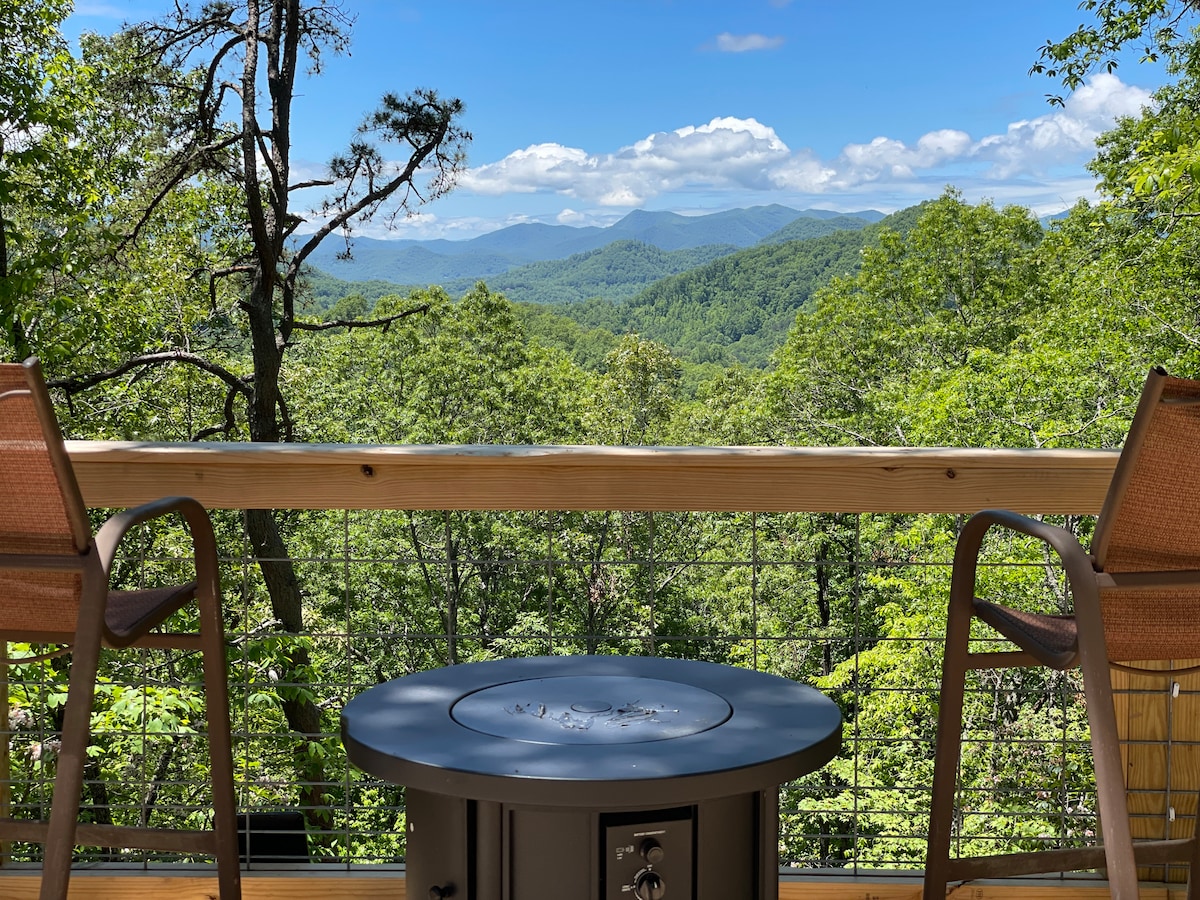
[
  {"x1": 408, "y1": 788, "x2": 778, "y2": 900},
  {"x1": 342, "y1": 656, "x2": 841, "y2": 900}
]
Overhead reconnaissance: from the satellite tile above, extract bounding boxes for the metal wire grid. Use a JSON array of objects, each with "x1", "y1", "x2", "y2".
[{"x1": 0, "y1": 509, "x2": 1103, "y2": 878}]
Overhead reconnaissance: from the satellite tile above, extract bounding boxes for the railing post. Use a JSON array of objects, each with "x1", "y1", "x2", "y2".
[{"x1": 0, "y1": 640, "x2": 11, "y2": 865}]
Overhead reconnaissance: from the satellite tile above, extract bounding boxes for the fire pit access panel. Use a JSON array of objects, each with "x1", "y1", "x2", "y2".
[
  {"x1": 600, "y1": 807, "x2": 693, "y2": 900},
  {"x1": 405, "y1": 791, "x2": 774, "y2": 900}
]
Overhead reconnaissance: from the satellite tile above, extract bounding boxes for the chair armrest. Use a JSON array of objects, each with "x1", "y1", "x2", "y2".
[
  {"x1": 951, "y1": 509, "x2": 1097, "y2": 611},
  {"x1": 93, "y1": 496, "x2": 219, "y2": 588}
]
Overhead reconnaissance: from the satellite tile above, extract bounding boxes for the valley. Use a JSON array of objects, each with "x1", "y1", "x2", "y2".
[{"x1": 302, "y1": 204, "x2": 908, "y2": 372}]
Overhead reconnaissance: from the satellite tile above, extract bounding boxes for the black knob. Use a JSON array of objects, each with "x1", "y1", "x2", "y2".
[
  {"x1": 640, "y1": 838, "x2": 665, "y2": 865},
  {"x1": 634, "y1": 870, "x2": 666, "y2": 900},
  {"x1": 429, "y1": 884, "x2": 456, "y2": 899}
]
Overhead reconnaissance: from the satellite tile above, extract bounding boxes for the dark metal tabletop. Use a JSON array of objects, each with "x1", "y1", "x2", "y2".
[{"x1": 341, "y1": 655, "x2": 843, "y2": 808}]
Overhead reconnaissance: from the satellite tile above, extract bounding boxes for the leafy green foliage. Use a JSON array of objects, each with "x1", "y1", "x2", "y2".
[
  {"x1": 1036, "y1": 1, "x2": 1200, "y2": 220},
  {"x1": 0, "y1": 0, "x2": 103, "y2": 362},
  {"x1": 1032, "y1": 0, "x2": 1187, "y2": 102}
]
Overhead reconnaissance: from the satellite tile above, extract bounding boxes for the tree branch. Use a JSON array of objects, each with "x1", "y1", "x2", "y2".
[
  {"x1": 290, "y1": 164, "x2": 423, "y2": 274},
  {"x1": 117, "y1": 132, "x2": 243, "y2": 251},
  {"x1": 197, "y1": 33, "x2": 247, "y2": 130},
  {"x1": 289, "y1": 178, "x2": 335, "y2": 192},
  {"x1": 288, "y1": 94, "x2": 465, "y2": 278},
  {"x1": 291, "y1": 304, "x2": 430, "y2": 333},
  {"x1": 47, "y1": 351, "x2": 251, "y2": 397},
  {"x1": 193, "y1": 385, "x2": 242, "y2": 440},
  {"x1": 278, "y1": 389, "x2": 294, "y2": 442},
  {"x1": 204, "y1": 264, "x2": 257, "y2": 308}
]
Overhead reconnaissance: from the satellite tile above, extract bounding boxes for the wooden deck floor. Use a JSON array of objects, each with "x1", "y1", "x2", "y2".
[{"x1": 0, "y1": 871, "x2": 1179, "y2": 899}]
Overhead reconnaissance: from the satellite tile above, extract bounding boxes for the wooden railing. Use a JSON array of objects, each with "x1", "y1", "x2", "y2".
[
  {"x1": 65, "y1": 442, "x2": 1119, "y2": 513},
  {"x1": 4, "y1": 443, "x2": 1154, "y2": 900}
]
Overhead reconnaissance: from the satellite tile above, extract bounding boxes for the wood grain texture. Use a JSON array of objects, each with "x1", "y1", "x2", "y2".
[
  {"x1": 1109, "y1": 659, "x2": 1200, "y2": 883},
  {"x1": 65, "y1": 442, "x2": 1119, "y2": 514}
]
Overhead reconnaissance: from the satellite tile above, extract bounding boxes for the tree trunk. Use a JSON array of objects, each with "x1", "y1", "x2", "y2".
[
  {"x1": 243, "y1": 264, "x2": 327, "y2": 828},
  {"x1": 244, "y1": 508, "x2": 327, "y2": 827}
]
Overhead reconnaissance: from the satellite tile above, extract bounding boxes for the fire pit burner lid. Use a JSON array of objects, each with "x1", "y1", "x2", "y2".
[{"x1": 451, "y1": 675, "x2": 731, "y2": 745}]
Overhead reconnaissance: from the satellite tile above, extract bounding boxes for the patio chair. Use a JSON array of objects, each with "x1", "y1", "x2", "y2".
[
  {"x1": 0, "y1": 357, "x2": 241, "y2": 900},
  {"x1": 924, "y1": 366, "x2": 1200, "y2": 899}
]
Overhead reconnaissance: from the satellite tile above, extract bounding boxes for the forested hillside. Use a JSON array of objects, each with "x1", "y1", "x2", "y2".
[
  {"x1": 303, "y1": 209, "x2": 878, "y2": 314},
  {"x1": 444, "y1": 239, "x2": 742, "y2": 302},
  {"x1": 759, "y1": 213, "x2": 873, "y2": 244},
  {"x1": 539, "y1": 207, "x2": 921, "y2": 368},
  {"x1": 307, "y1": 210, "x2": 893, "y2": 370},
  {"x1": 307, "y1": 239, "x2": 742, "y2": 309},
  {"x1": 304, "y1": 204, "x2": 882, "y2": 284}
]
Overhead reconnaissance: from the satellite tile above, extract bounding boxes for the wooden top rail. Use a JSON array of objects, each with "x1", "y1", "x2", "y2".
[{"x1": 65, "y1": 442, "x2": 1120, "y2": 514}]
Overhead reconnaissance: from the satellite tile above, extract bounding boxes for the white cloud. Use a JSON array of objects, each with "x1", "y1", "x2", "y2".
[
  {"x1": 832, "y1": 129, "x2": 975, "y2": 186},
  {"x1": 458, "y1": 143, "x2": 592, "y2": 195},
  {"x1": 460, "y1": 117, "x2": 792, "y2": 207},
  {"x1": 455, "y1": 74, "x2": 1151, "y2": 209},
  {"x1": 768, "y1": 151, "x2": 838, "y2": 191},
  {"x1": 715, "y1": 33, "x2": 786, "y2": 52},
  {"x1": 973, "y1": 72, "x2": 1152, "y2": 177},
  {"x1": 306, "y1": 73, "x2": 1155, "y2": 239}
]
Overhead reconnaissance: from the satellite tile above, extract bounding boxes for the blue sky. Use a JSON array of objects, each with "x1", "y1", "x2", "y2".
[{"x1": 67, "y1": 1, "x2": 1166, "y2": 240}]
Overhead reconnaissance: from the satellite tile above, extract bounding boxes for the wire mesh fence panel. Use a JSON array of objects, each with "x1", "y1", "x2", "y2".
[{"x1": 0, "y1": 508, "x2": 1105, "y2": 879}]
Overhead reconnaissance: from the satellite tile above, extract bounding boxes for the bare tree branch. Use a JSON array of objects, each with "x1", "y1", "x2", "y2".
[
  {"x1": 47, "y1": 350, "x2": 251, "y2": 397},
  {"x1": 291, "y1": 303, "x2": 430, "y2": 333},
  {"x1": 196, "y1": 33, "x2": 247, "y2": 128},
  {"x1": 288, "y1": 178, "x2": 334, "y2": 191},
  {"x1": 193, "y1": 385, "x2": 242, "y2": 440}
]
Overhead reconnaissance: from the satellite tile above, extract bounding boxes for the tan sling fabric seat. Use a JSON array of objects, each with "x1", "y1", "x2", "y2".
[
  {"x1": 0, "y1": 358, "x2": 241, "y2": 900},
  {"x1": 925, "y1": 366, "x2": 1200, "y2": 899}
]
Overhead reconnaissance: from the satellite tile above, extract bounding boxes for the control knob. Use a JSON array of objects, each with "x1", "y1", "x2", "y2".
[
  {"x1": 634, "y1": 869, "x2": 666, "y2": 900},
  {"x1": 640, "y1": 838, "x2": 665, "y2": 865}
]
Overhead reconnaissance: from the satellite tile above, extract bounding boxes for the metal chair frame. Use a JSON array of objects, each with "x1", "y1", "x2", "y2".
[
  {"x1": 925, "y1": 367, "x2": 1200, "y2": 899},
  {"x1": 0, "y1": 358, "x2": 240, "y2": 900}
]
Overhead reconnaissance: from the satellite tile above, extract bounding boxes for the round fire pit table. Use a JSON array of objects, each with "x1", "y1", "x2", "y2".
[{"x1": 342, "y1": 655, "x2": 841, "y2": 900}]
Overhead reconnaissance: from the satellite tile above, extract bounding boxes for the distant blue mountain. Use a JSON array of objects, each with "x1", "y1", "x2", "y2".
[
  {"x1": 437, "y1": 240, "x2": 742, "y2": 304},
  {"x1": 759, "y1": 215, "x2": 873, "y2": 245},
  {"x1": 304, "y1": 205, "x2": 885, "y2": 284},
  {"x1": 1040, "y1": 209, "x2": 1073, "y2": 227}
]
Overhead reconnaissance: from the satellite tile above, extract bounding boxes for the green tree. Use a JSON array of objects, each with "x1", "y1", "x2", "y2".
[
  {"x1": 752, "y1": 191, "x2": 1168, "y2": 865},
  {"x1": 764, "y1": 191, "x2": 1047, "y2": 447},
  {"x1": 1035, "y1": 1, "x2": 1200, "y2": 215},
  {"x1": 0, "y1": 0, "x2": 102, "y2": 361},
  {"x1": 1033, "y1": 0, "x2": 1195, "y2": 102},
  {"x1": 589, "y1": 334, "x2": 682, "y2": 445},
  {"x1": 25, "y1": 0, "x2": 470, "y2": 831}
]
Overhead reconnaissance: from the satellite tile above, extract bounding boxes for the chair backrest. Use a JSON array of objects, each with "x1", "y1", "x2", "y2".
[
  {"x1": 1091, "y1": 367, "x2": 1200, "y2": 662},
  {"x1": 0, "y1": 358, "x2": 94, "y2": 634}
]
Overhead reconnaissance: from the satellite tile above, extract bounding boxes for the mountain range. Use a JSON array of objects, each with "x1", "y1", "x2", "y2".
[
  {"x1": 303, "y1": 204, "x2": 886, "y2": 287},
  {"x1": 300, "y1": 203, "x2": 918, "y2": 375}
]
